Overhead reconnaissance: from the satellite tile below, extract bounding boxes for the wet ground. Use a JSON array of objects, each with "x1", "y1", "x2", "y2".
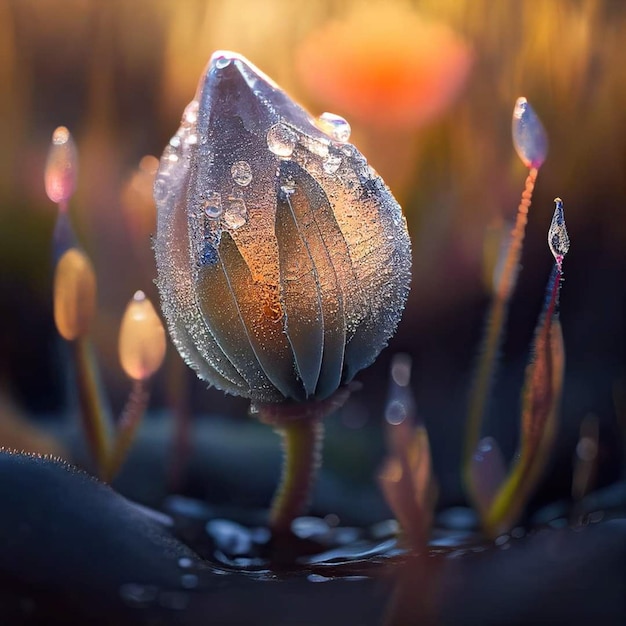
[{"x1": 0, "y1": 451, "x2": 624, "y2": 625}]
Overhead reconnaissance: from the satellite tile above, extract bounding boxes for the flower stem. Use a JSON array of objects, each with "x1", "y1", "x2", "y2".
[
  {"x1": 269, "y1": 418, "x2": 324, "y2": 534},
  {"x1": 463, "y1": 168, "x2": 538, "y2": 485},
  {"x1": 103, "y1": 379, "x2": 150, "y2": 483},
  {"x1": 73, "y1": 337, "x2": 111, "y2": 477}
]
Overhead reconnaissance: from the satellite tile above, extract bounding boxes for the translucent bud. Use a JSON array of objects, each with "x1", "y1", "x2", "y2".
[
  {"x1": 53, "y1": 248, "x2": 97, "y2": 340},
  {"x1": 548, "y1": 198, "x2": 570, "y2": 262},
  {"x1": 118, "y1": 291, "x2": 166, "y2": 381},
  {"x1": 154, "y1": 51, "x2": 411, "y2": 403},
  {"x1": 512, "y1": 97, "x2": 548, "y2": 169},
  {"x1": 45, "y1": 126, "x2": 78, "y2": 206}
]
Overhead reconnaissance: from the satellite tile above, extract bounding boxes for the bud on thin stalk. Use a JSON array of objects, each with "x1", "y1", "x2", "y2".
[
  {"x1": 464, "y1": 97, "x2": 548, "y2": 494},
  {"x1": 105, "y1": 291, "x2": 166, "y2": 482},
  {"x1": 153, "y1": 51, "x2": 411, "y2": 535}
]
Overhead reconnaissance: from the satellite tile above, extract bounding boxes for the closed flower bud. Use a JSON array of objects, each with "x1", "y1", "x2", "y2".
[
  {"x1": 53, "y1": 247, "x2": 97, "y2": 341},
  {"x1": 118, "y1": 291, "x2": 167, "y2": 381},
  {"x1": 154, "y1": 51, "x2": 411, "y2": 404}
]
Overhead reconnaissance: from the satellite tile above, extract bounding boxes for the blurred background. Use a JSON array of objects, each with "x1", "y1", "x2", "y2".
[{"x1": 0, "y1": 0, "x2": 624, "y2": 517}]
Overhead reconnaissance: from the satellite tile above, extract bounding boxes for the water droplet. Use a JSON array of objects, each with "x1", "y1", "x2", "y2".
[
  {"x1": 203, "y1": 191, "x2": 222, "y2": 218},
  {"x1": 223, "y1": 197, "x2": 248, "y2": 229},
  {"x1": 186, "y1": 134, "x2": 198, "y2": 145},
  {"x1": 206, "y1": 519, "x2": 253, "y2": 556},
  {"x1": 548, "y1": 197, "x2": 570, "y2": 262},
  {"x1": 267, "y1": 123, "x2": 297, "y2": 157},
  {"x1": 511, "y1": 526, "x2": 525, "y2": 539},
  {"x1": 52, "y1": 126, "x2": 70, "y2": 145},
  {"x1": 307, "y1": 574, "x2": 331, "y2": 583},
  {"x1": 169, "y1": 136, "x2": 181, "y2": 148},
  {"x1": 291, "y1": 516, "x2": 330, "y2": 539},
  {"x1": 231, "y1": 160, "x2": 253, "y2": 186},
  {"x1": 214, "y1": 56, "x2": 232, "y2": 70},
  {"x1": 323, "y1": 155, "x2": 342, "y2": 174},
  {"x1": 512, "y1": 97, "x2": 548, "y2": 169},
  {"x1": 183, "y1": 100, "x2": 199, "y2": 124},
  {"x1": 177, "y1": 557, "x2": 193, "y2": 569},
  {"x1": 317, "y1": 112, "x2": 351, "y2": 143},
  {"x1": 153, "y1": 177, "x2": 168, "y2": 203}
]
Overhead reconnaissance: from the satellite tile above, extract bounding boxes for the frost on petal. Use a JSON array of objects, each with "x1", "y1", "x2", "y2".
[{"x1": 154, "y1": 51, "x2": 411, "y2": 402}]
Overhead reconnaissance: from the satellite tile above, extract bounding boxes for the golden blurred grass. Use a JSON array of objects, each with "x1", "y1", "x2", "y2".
[{"x1": 0, "y1": 0, "x2": 624, "y2": 392}]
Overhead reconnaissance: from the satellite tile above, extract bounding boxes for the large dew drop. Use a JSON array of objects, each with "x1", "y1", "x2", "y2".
[
  {"x1": 316, "y1": 112, "x2": 351, "y2": 143},
  {"x1": 267, "y1": 123, "x2": 297, "y2": 157},
  {"x1": 230, "y1": 161, "x2": 253, "y2": 186}
]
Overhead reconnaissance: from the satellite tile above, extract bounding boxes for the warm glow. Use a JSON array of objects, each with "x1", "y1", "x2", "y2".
[
  {"x1": 118, "y1": 291, "x2": 166, "y2": 381},
  {"x1": 45, "y1": 125, "x2": 78, "y2": 206},
  {"x1": 296, "y1": 3, "x2": 473, "y2": 130},
  {"x1": 53, "y1": 248, "x2": 97, "y2": 341},
  {"x1": 120, "y1": 155, "x2": 159, "y2": 241}
]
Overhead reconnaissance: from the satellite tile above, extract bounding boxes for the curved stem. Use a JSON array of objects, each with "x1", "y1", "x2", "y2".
[
  {"x1": 73, "y1": 337, "x2": 111, "y2": 477},
  {"x1": 103, "y1": 379, "x2": 150, "y2": 483},
  {"x1": 463, "y1": 168, "x2": 538, "y2": 485},
  {"x1": 269, "y1": 418, "x2": 324, "y2": 534}
]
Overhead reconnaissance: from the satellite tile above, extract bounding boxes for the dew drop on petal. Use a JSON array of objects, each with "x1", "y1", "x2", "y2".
[
  {"x1": 223, "y1": 197, "x2": 248, "y2": 230},
  {"x1": 266, "y1": 123, "x2": 297, "y2": 157},
  {"x1": 231, "y1": 160, "x2": 253, "y2": 186},
  {"x1": 316, "y1": 112, "x2": 351, "y2": 143},
  {"x1": 323, "y1": 154, "x2": 342, "y2": 174},
  {"x1": 214, "y1": 55, "x2": 232, "y2": 70},
  {"x1": 183, "y1": 100, "x2": 199, "y2": 124},
  {"x1": 512, "y1": 97, "x2": 548, "y2": 169},
  {"x1": 203, "y1": 191, "x2": 223, "y2": 218},
  {"x1": 548, "y1": 197, "x2": 570, "y2": 262}
]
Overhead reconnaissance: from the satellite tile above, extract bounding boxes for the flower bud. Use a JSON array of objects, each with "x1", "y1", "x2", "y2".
[
  {"x1": 118, "y1": 291, "x2": 167, "y2": 381},
  {"x1": 45, "y1": 126, "x2": 78, "y2": 206},
  {"x1": 154, "y1": 51, "x2": 411, "y2": 403},
  {"x1": 53, "y1": 248, "x2": 97, "y2": 341}
]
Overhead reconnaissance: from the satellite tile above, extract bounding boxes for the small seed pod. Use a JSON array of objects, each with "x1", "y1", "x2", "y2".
[{"x1": 154, "y1": 51, "x2": 411, "y2": 404}]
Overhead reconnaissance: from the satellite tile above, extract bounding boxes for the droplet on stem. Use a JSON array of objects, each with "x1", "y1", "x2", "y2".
[
  {"x1": 45, "y1": 126, "x2": 79, "y2": 207},
  {"x1": 119, "y1": 290, "x2": 167, "y2": 381},
  {"x1": 512, "y1": 97, "x2": 548, "y2": 169}
]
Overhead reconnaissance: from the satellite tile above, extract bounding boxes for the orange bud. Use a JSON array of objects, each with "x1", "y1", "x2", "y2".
[
  {"x1": 119, "y1": 291, "x2": 166, "y2": 381},
  {"x1": 53, "y1": 248, "x2": 97, "y2": 341}
]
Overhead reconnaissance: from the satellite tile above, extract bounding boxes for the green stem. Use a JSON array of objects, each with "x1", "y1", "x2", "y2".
[{"x1": 269, "y1": 418, "x2": 324, "y2": 534}]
